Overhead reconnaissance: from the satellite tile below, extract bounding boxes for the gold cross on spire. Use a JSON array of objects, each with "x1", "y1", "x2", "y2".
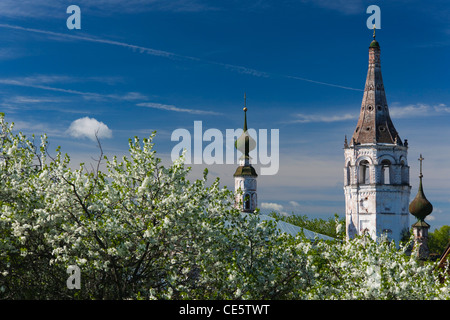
[
  {"x1": 373, "y1": 24, "x2": 376, "y2": 39},
  {"x1": 418, "y1": 154, "x2": 424, "y2": 178}
]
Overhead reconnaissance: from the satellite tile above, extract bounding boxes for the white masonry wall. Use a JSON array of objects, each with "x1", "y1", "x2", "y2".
[
  {"x1": 235, "y1": 176, "x2": 257, "y2": 212},
  {"x1": 344, "y1": 143, "x2": 411, "y2": 244}
]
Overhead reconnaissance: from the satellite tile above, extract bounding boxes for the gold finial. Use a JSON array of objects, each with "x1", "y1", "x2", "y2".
[
  {"x1": 373, "y1": 24, "x2": 376, "y2": 39},
  {"x1": 243, "y1": 92, "x2": 247, "y2": 112}
]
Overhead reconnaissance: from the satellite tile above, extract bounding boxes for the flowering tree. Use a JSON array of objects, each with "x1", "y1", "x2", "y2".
[
  {"x1": 0, "y1": 113, "x2": 448, "y2": 300},
  {"x1": 0, "y1": 114, "x2": 307, "y2": 299},
  {"x1": 305, "y1": 235, "x2": 449, "y2": 299}
]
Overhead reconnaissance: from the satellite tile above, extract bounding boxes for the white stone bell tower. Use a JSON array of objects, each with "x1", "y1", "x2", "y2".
[
  {"x1": 344, "y1": 29, "x2": 411, "y2": 244},
  {"x1": 234, "y1": 95, "x2": 258, "y2": 213}
]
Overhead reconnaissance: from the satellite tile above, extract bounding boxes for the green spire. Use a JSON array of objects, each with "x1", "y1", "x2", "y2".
[
  {"x1": 235, "y1": 93, "x2": 256, "y2": 158},
  {"x1": 243, "y1": 92, "x2": 248, "y2": 132}
]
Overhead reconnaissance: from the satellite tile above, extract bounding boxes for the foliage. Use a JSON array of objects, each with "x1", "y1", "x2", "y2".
[
  {"x1": 0, "y1": 114, "x2": 449, "y2": 300},
  {"x1": 270, "y1": 212, "x2": 345, "y2": 240},
  {"x1": 429, "y1": 225, "x2": 450, "y2": 257}
]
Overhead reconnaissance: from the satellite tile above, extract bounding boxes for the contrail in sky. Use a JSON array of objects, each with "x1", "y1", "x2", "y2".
[{"x1": 0, "y1": 23, "x2": 363, "y2": 92}]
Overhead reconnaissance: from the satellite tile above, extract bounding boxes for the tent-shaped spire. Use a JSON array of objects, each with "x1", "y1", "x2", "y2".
[
  {"x1": 234, "y1": 93, "x2": 256, "y2": 160},
  {"x1": 351, "y1": 29, "x2": 402, "y2": 146},
  {"x1": 234, "y1": 93, "x2": 257, "y2": 177}
]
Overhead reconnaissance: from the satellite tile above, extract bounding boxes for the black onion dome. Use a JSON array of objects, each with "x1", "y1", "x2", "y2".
[
  {"x1": 409, "y1": 155, "x2": 433, "y2": 222},
  {"x1": 409, "y1": 178, "x2": 433, "y2": 222}
]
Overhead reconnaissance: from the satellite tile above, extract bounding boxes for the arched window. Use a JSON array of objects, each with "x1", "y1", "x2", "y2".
[
  {"x1": 381, "y1": 159, "x2": 391, "y2": 184},
  {"x1": 244, "y1": 194, "x2": 250, "y2": 210},
  {"x1": 346, "y1": 162, "x2": 351, "y2": 185},
  {"x1": 359, "y1": 160, "x2": 370, "y2": 184}
]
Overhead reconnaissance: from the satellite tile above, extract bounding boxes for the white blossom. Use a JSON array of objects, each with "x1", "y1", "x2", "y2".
[{"x1": 0, "y1": 113, "x2": 448, "y2": 300}]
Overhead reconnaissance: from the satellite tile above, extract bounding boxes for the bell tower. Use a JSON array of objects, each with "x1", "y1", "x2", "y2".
[
  {"x1": 234, "y1": 95, "x2": 258, "y2": 212},
  {"x1": 344, "y1": 29, "x2": 411, "y2": 243}
]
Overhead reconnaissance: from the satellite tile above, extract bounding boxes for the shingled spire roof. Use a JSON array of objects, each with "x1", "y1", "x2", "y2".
[{"x1": 351, "y1": 28, "x2": 402, "y2": 146}]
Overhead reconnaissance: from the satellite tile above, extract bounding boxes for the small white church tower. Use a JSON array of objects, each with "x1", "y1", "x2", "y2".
[
  {"x1": 344, "y1": 29, "x2": 411, "y2": 243},
  {"x1": 234, "y1": 96, "x2": 258, "y2": 212}
]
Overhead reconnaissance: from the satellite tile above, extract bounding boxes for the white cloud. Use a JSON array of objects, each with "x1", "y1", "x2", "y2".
[
  {"x1": 286, "y1": 75, "x2": 362, "y2": 91},
  {"x1": 0, "y1": 78, "x2": 105, "y2": 99},
  {"x1": 291, "y1": 112, "x2": 356, "y2": 123},
  {"x1": 78, "y1": 0, "x2": 216, "y2": 14},
  {"x1": 67, "y1": 117, "x2": 112, "y2": 141},
  {"x1": 390, "y1": 103, "x2": 449, "y2": 118},
  {"x1": 0, "y1": 23, "x2": 191, "y2": 60},
  {"x1": 0, "y1": 76, "x2": 148, "y2": 102},
  {"x1": 0, "y1": 47, "x2": 27, "y2": 61},
  {"x1": 16, "y1": 74, "x2": 122, "y2": 86},
  {"x1": 289, "y1": 201, "x2": 301, "y2": 207},
  {"x1": 0, "y1": 0, "x2": 215, "y2": 18},
  {"x1": 137, "y1": 102, "x2": 222, "y2": 115},
  {"x1": 119, "y1": 92, "x2": 148, "y2": 101},
  {"x1": 0, "y1": 24, "x2": 364, "y2": 92},
  {"x1": 389, "y1": 103, "x2": 430, "y2": 118},
  {"x1": 289, "y1": 102, "x2": 449, "y2": 124},
  {"x1": 433, "y1": 103, "x2": 450, "y2": 113},
  {"x1": 260, "y1": 202, "x2": 284, "y2": 212},
  {"x1": 11, "y1": 120, "x2": 63, "y2": 137},
  {"x1": 7, "y1": 96, "x2": 67, "y2": 104}
]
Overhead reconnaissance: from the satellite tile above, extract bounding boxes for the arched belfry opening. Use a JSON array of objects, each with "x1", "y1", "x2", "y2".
[
  {"x1": 359, "y1": 160, "x2": 371, "y2": 185},
  {"x1": 244, "y1": 194, "x2": 251, "y2": 211},
  {"x1": 346, "y1": 161, "x2": 351, "y2": 186},
  {"x1": 380, "y1": 159, "x2": 391, "y2": 185}
]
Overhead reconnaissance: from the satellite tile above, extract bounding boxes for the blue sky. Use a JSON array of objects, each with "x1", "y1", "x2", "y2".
[{"x1": 0, "y1": 0, "x2": 449, "y2": 231}]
